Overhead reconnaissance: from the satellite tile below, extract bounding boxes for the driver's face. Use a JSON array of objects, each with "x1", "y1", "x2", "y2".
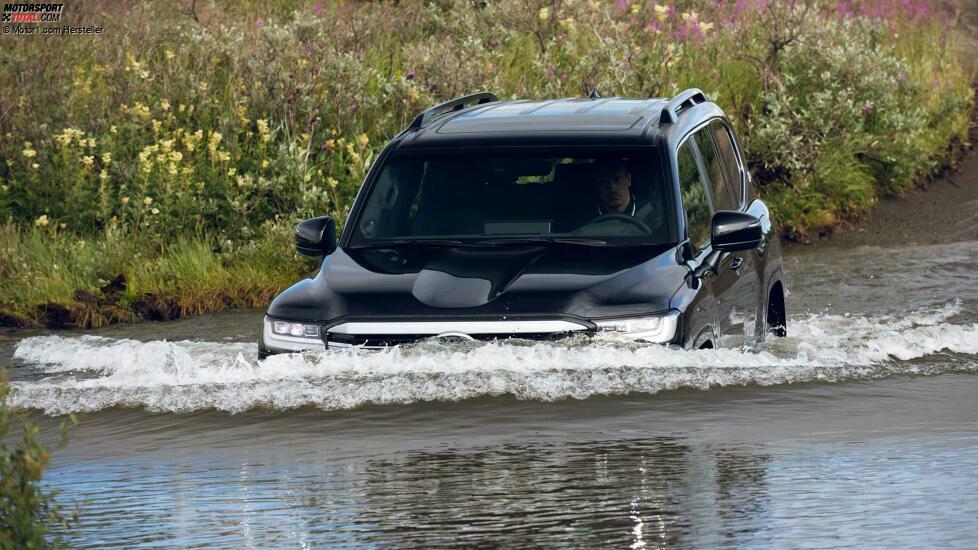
[{"x1": 595, "y1": 172, "x2": 632, "y2": 213}]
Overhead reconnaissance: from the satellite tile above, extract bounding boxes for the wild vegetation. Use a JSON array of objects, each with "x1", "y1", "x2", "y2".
[
  {"x1": 0, "y1": 0, "x2": 972, "y2": 327},
  {"x1": 0, "y1": 370, "x2": 74, "y2": 547}
]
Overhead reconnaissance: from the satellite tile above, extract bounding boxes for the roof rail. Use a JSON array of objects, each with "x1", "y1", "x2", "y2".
[
  {"x1": 659, "y1": 88, "x2": 709, "y2": 124},
  {"x1": 408, "y1": 91, "x2": 498, "y2": 130}
]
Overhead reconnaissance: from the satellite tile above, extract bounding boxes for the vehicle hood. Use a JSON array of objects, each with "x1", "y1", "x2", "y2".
[{"x1": 266, "y1": 244, "x2": 687, "y2": 324}]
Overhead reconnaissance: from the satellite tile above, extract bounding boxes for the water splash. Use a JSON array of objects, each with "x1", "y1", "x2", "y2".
[{"x1": 7, "y1": 302, "x2": 978, "y2": 415}]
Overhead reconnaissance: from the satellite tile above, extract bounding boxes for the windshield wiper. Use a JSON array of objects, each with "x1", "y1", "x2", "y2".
[
  {"x1": 350, "y1": 239, "x2": 470, "y2": 249},
  {"x1": 471, "y1": 237, "x2": 609, "y2": 247}
]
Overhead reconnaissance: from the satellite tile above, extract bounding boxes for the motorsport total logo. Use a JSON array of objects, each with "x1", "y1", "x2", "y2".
[
  {"x1": 2, "y1": 3, "x2": 64, "y2": 22},
  {"x1": 2, "y1": 3, "x2": 103, "y2": 35}
]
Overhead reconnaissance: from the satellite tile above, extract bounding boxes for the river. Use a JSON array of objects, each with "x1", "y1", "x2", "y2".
[{"x1": 2, "y1": 238, "x2": 977, "y2": 547}]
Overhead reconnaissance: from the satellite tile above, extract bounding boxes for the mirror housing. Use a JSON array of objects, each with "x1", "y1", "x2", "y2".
[
  {"x1": 711, "y1": 210, "x2": 763, "y2": 252},
  {"x1": 693, "y1": 211, "x2": 763, "y2": 278},
  {"x1": 295, "y1": 216, "x2": 337, "y2": 257}
]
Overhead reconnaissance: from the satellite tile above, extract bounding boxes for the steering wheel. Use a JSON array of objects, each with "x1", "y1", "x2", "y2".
[{"x1": 584, "y1": 213, "x2": 651, "y2": 233}]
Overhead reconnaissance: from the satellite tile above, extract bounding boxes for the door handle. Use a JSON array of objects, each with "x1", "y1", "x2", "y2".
[{"x1": 730, "y1": 256, "x2": 744, "y2": 271}]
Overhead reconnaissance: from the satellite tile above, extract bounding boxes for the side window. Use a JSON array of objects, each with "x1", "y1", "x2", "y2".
[
  {"x1": 709, "y1": 120, "x2": 744, "y2": 207},
  {"x1": 677, "y1": 140, "x2": 711, "y2": 251},
  {"x1": 694, "y1": 129, "x2": 736, "y2": 211}
]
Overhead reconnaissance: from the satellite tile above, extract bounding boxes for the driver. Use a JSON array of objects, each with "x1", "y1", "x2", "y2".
[{"x1": 590, "y1": 160, "x2": 647, "y2": 217}]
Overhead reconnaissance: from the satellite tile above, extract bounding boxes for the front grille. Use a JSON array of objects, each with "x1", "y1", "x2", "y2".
[{"x1": 326, "y1": 331, "x2": 578, "y2": 348}]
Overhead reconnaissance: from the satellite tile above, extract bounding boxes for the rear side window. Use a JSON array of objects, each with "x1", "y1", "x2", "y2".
[
  {"x1": 677, "y1": 140, "x2": 711, "y2": 250},
  {"x1": 709, "y1": 121, "x2": 744, "y2": 207},
  {"x1": 693, "y1": 129, "x2": 736, "y2": 211}
]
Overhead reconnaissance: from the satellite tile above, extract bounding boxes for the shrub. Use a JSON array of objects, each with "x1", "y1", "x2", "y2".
[{"x1": 0, "y1": 370, "x2": 74, "y2": 548}]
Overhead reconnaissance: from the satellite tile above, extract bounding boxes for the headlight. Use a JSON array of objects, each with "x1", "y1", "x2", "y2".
[
  {"x1": 593, "y1": 310, "x2": 680, "y2": 343},
  {"x1": 272, "y1": 320, "x2": 320, "y2": 338},
  {"x1": 263, "y1": 316, "x2": 325, "y2": 353}
]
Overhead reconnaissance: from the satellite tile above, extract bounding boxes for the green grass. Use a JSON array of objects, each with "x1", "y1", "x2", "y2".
[{"x1": 0, "y1": 223, "x2": 310, "y2": 328}]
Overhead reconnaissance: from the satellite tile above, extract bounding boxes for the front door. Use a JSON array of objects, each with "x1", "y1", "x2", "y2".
[{"x1": 688, "y1": 126, "x2": 759, "y2": 347}]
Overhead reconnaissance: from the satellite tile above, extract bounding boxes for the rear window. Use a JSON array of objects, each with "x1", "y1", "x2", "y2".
[{"x1": 349, "y1": 150, "x2": 673, "y2": 245}]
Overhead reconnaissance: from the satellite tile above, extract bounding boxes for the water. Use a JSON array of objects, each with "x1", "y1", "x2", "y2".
[{"x1": 2, "y1": 240, "x2": 978, "y2": 547}]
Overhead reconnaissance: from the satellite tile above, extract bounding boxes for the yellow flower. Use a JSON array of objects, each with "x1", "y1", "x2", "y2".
[
  {"x1": 22, "y1": 146, "x2": 37, "y2": 158},
  {"x1": 35, "y1": 214, "x2": 49, "y2": 227},
  {"x1": 256, "y1": 119, "x2": 271, "y2": 143},
  {"x1": 151, "y1": 207, "x2": 160, "y2": 215},
  {"x1": 81, "y1": 155, "x2": 95, "y2": 167},
  {"x1": 169, "y1": 151, "x2": 183, "y2": 162},
  {"x1": 31, "y1": 163, "x2": 39, "y2": 170},
  {"x1": 121, "y1": 196, "x2": 130, "y2": 205},
  {"x1": 227, "y1": 167, "x2": 236, "y2": 176},
  {"x1": 357, "y1": 133, "x2": 369, "y2": 148},
  {"x1": 538, "y1": 7, "x2": 549, "y2": 21},
  {"x1": 178, "y1": 103, "x2": 186, "y2": 113},
  {"x1": 59, "y1": 223, "x2": 67, "y2": 230},
  {"x1": 630, "y1": 2, "x2": 640, "y2": 15},
  {"x1": 261, "y1": 159, "x2": 269, "y2": 168},
  {"x1": 143, "y1": 196, "x2": 153, "y2": 205},
  {"x1": 700, "y1": 21, "x2": 714, "y2": 33},
  {"x1": 152, "y1": 119, "x2": 162, "y2": 133},
  {"x1": 164, "y1": 49, "x2": 175, "y2": 60},
  {"x1": 208, "y1": 131, "x2": 223, "y2": 153},
  {"x1": 101, "y1": 152, "x2": 112, "y2": 164},
  {"x1": 132, "y1": 102, "x2": 151, "y2": 120},
  {"x1": 110, "y1": 125, "x2": 118, "y2": 134},
  {"x1": 99, "y1": 170, "x2": 109, "y2": 181},
  {"x1": 160, "y1": 99, "x2": 171, "y2": 111},
  {"x1": 217, "y1": 151, "x2": 231, "y2": 162}
]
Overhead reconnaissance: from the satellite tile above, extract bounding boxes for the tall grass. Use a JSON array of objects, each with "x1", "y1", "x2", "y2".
[{"x1": 0, "y1": 0, "x2": 972, "y2": 326}]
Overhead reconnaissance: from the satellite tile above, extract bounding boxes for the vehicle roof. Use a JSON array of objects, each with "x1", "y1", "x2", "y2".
[{"x1": 394, "y1": 97, "x2": 672, "y2": 150}]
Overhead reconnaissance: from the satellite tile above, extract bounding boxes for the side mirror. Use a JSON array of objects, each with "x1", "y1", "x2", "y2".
[
  {"x1": 711, "y1": 211, "x2": 763, "y2": 252},
  {"x1": 693, "y1": 211, "x2": 762, "y2": 278},
  {"x1": 295, "y1": 216, "x2": 337, "y2": 257}
]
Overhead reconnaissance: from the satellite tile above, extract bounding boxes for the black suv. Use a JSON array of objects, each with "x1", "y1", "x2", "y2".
[{"x1": 259, "y1": 89, "x2": 786, "y2": 358}]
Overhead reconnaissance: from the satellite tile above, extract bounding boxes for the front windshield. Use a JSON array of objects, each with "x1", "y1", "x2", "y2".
[{"x1": 349, "y1": 149, "x2": 672, "y2": 246}]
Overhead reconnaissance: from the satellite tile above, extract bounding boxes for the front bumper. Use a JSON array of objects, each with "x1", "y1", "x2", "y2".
[{"x1": 260, "y1": 311, "x2": 679, "y2": 357}]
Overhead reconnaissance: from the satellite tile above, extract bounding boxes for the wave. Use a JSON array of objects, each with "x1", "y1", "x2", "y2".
[{"x1": 7, "y1": 302, "x2": 978, "y2": 415}]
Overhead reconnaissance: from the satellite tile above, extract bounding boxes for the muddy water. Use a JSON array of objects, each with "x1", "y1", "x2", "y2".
[{"x1": 2, "y1": 240, "x2": 978, "y2": 547}]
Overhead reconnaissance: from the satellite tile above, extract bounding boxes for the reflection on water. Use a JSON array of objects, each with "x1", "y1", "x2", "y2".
[
  {"x1": 48, "y1": 428, "x2": 978, "y2": 547},
  {"x1": 359, "y1": 438, "x2": 770, "y2": 547}
]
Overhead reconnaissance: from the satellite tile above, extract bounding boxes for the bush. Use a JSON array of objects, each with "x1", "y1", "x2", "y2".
[{"x1": 0, "y1": 370, "x2": 74, "y2": 548}]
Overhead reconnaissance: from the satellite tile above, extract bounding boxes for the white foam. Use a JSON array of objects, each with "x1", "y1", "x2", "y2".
[{"x1": 6, "y1": 302, "x2": 978, "y2": 414}]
